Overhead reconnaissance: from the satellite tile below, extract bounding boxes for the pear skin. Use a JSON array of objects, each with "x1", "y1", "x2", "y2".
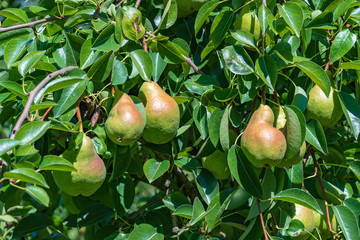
[
  {"x1": 292, "y1": 204, "x2": 316, "y2": 240},
  {"x1": 105, "y1": 91, "x2": 145, "y2": 146},
  {"x1": 234, "y1": 12, "x2": 261, "y2": 41},
  {"x1": 241, "y1": 104, "x2": 287, "y2": 168},
  {"x1": 277, "y1": 141, "x2": 306, "y2": 168},
  {"x1": 53, "y1": 136, "x2": 106, "y2": 197},
  {"x1": 139, "y1": 81, "x2": 180, "y2": 144},
  {"x1": 305, "y1": 85, "x2": 343, "y2": 128}
]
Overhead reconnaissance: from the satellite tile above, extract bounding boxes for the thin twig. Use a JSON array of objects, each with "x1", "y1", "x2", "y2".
[
  {"x1": 250, "y1": 95, "x2": 258, "y2": 116},
  {"x1": 115, "y1": 0, "x2": 125, "y2": 8},
  {"x1": 96, "y1": 0, "x2": 101, "y2": 15},
  {"x1": 310, "y1": 149, "x2": 334, "y2": 240},
  {"x1": 0, "y1": 16, "x2": 70, "y2": 33},
  {"x1": 257, "y1": 198, "x2": 269, "y2": 240},
  {"x1": 90, "y1": 104, "x2": 100, "y2": 127},
  {"x1": 182, "y1": 55, "x2": 204, "y2": 75},
  {"x1": 0, "y1": 160, "x2": 8, "y2": 191},
  {"x1": 40, "y1": 106, "x2": 53, "y2": 121},
  {"x1": 10, "y1": 66, "x2": 78, "y2": 139},
  {"x1": 135, "y1": 0, "x2": 142, "y2": 8},
  {"x1": 262, "y1": 0, "x2": 267, "y2": 7},
  {"x1": 141, "y1": 37, "x2": 148, "y2": 52},
  {"x1": 273, "y1": 89, "x2": 278, "y2": 104},
  {"x1": 76, "y1": 96, "x2": 84, "y2": 132}
]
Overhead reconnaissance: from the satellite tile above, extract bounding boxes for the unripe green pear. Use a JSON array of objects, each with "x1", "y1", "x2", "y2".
[
  {"x1": 225, "y1": 187, "x2": 250, "y2": 210},
  {"x1": 313, "y1": 206, "x2": 337, "y2": 240},
  {"x1": 305, "y1": 85, "x2": 343, "y2": 128},
  {"x1": 292, "y1": 204, "x2": 316, "y2": 240},
  {"x1": 53, "y1": 136, "x2": 106, "y2": 197},
  {"x1": 139, "y1": 81, "x2": 180, "y2": 144},
  {"x1": 202, "y1": 150, "x2": 230, "y2": 180},
  {"x1": 175, "y1": 0, "x2": 209, "y2": 18},
  {"x1": 105, "y1": 91, "x2": 145, "y2": 146},
  {"x1": 241, "y1": 104, "x2": 287, "y2": 168},
  {"x1": 234, "y1": 12, "x2": 261, "y2": 41}
]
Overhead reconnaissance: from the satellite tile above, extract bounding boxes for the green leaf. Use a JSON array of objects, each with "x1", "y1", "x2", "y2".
[
  {"x1": 12, "y1": 213, "x2": 51, "y2": 239},
  {"x1": 296, "y1": 61, "x2": 331, "y2": 97},
  {"x1": 0, "y1": 138, "x2": 21, "y2": 156},
  {"x1": 39, "y1": 155, "x2": 76, "y2": 172},
  {"x1": 15, "y1": 121, "x2": 51, "y2": 145},
  {"x1": 194, "y1": 168, "x2": 219, "y2": 205},
  {"x1": 110, "y1": 146, "x2": 131, "y2": 181},
  {"x1": 163, "y1": 192, "x2": 190, "y2": 211},
  {"x1": 128, "y1": 224, "x2": 164, "y2": 240},
  {"x1": 222, "y1": 45, "x2": 254, "y2": 75},
  {"x1": 92, "y1": 24, "x2": 119, "y2": 52},
  {"x1": 3, "y1": 168, "x2": 49, "y2": 188},
  {"x1": 284, "y1": 106, "x2": 306, "y2": 159},
  {"x1": 291, "y1": 86, "x2": 308, "y2": 112},
  {"x1": 87, "y1": 51, "x2": 114, "y2": 82},
  {"x1": 53, "y1": 40, "x2": 77, "y2": 69},
  {"x1": 272, "y1": 188, "x2": 323, "y2": 214},
  {"x1": 220, "y1": 107, "x2": 230, "y2": 152},
  {"x1": 209, "y1": 107, "x2": 225, "y2": 148},
  {"x1": 210, "y1": 11, "x2": 234, "y2": 47},
  {"x1": 143, "y1": 159, "x2": 170, "y2": 183},
  {"x1": 18, "y1": 51, "x2": 45, "y2": 77},
  {"x1": 122, "y1": 6, "x2": 145, "y2": 41},
  {"x1": 195, "y1": 0, "x2": 224, "y2": 35},
  {"x1": 305, "y1": 119, "x2": 328, "y2": 154},
  {"x1": 255, "y1": 55, "x2": 278, "y2": 90},
  {"x1": 332, "y1": 205, "x2": 359, "y2": 240},
  {"x1": 349, "y1": 161, "x2": 360, "y2": 180},
  {"x1": 231, "y1": 30, "x2": 258, "y2": 50},
  {"x1": 333, "y1": 0, "x2": 355, "y2": 21},
  {"x1": 25, "y1": 185, "x2": 50, "y2": 207},
  {"x1": 159, "y1": 0, "x2": 177, "y2": 29},
  {"x1": 129, "y1": 49, "x2": 153, "y2": 81},
  {"x1": 157, "y1": 39, "x2": 185, "y2": 64},
  {"x1": 77, "y1": 204, "x2": 115, "y2": 228},
  {"x1": 53, "y1": 80, "x2": 88, "y2": 118},
  {"x1": 330, "y1": 29, "x2": 357, "y2": 64},
  {"x1": 227, "y1": 145, "x2": 263, "y2": 198},
  {"x1": 150, "y1": 52, "x2": 167, "y2": 82},
  {"x1": 111, "y1": 59, "x2": 128, "y2": 85},
  {"x1": 80, "y1": 38, "x2": 99, "y2": 69},
  {"x1": 341, "y1": 60, "x2": 360, "y2": 69},
  {"x1": 173, "y1": 204, "x2": 193, "y2": 219},
  {"x1": 0, "y1": 80, "x2": 26, "y2": 99},
  {"x1": 4, "y1": 38, "x2": 28, "y2": 67},
  {"x1": 193, "y1": 104, "x2": 208, "y2": 140},
  {"x1": 0, "y1": 8, "x2": 28, "y2": 23},
  {"x1": 258, "y1": 4, "x2": 271, "y2": 35},
  {"x1": 190, "y1": 197, "x2": 206, "y2": 226},
  {"x1": 338, "y1": 92, "x2": 360, "y2": 140},
  {"x1": 277, "y1": 2, "x2": 303, "y2": 37}
]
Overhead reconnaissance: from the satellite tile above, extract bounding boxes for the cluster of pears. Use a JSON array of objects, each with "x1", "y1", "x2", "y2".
[
  {"x1": 105, "y1": 82, "x2": 180, "y2": 145},
  {"x1": 53, "y1": 135, "x2": 107, "y2": 197}
]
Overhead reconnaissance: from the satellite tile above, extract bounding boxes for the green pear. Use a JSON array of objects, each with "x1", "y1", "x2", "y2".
[
  {"x1": 53, "y1": 136, "x2": 106, "y2": 197},
  {"x1": 175, "y1": 0, "x2": 209, "y2": 18},
  {"x1": 234, "y1": 12, "x2": 261, "y2": 41},
  {"x1": 291, "y1": 204, "x2": 316, "y2": 240},
  {"x1": 241, "y1": 104, "x2": 287, "y2": 168},
  {"x1": 312, "y1": 200, "x2": 337, "y2": 240},
  {"x1": 138, "y1": 81, "x2": 180, "y2": 144},
  {"x1": 225, "y1": 187, "x2": 250, "y2": 210},
  {"x1": 105, "y1": 91, "x2": 145, "y2": 146},
  {"x1": 202, "y1": 150, "x2": 231, "y2": 180},
  {"x1": 305, "y1": 85, "x2": 343, "y2": 128}
]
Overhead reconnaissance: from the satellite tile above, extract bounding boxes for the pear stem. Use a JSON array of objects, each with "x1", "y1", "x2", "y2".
[
  {"x1": 310, "y1": 149, "x2": 334, "y2": 240},
  {"x1": 261, "y1": 85, "x2": 266, "y2": 104},
  {"x1": 115, "y1": 0, "x2": 125, "y2": 8},
  {"x1": 273, "y1": 89, "x2": 278, "y2": 104},
  {"x1": 250, "y1": 95, "x2": 258, "y2": 116},
  {"x1": 257, "y1": 198, "x2": 269, "y2": 240},
  {"x1": 40, "y1": 106, "x2": 54, "y2": 121}
]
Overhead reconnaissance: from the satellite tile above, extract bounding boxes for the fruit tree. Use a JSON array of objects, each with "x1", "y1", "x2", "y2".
[{"x1": 0, "y1": 0, "x2": 360, "y2": 239}]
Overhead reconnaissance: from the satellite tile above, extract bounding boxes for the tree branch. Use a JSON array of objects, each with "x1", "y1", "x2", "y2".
[
  {"x1": 10, "y1": 66, "x2": 78, "y2": 139},
  {"x1": 310, "y1": 149, "x2": 334, "y2": 240},
  {"x1": 182, "y1": 55, "x2": 204, "y2": 75},
  {"x1": 135, "y1": 0, "x2": 142, "y2": 8},
  {"x1": 0, "y1": 16, "x2": 70, "y2": 33},
  {"x1": 257, "y1": 198, "x2": 269, "y2": 240},
  {"x1": 40, "y1": 106, "x2": 53, "y2": 121}
]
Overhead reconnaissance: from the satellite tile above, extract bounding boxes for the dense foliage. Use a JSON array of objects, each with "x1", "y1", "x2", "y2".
[{"x1": 0, "y1": 0, "x2": 360, "y2": 239}]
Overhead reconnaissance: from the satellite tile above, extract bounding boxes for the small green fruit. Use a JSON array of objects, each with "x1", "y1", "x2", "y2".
[
  {"x1": 313, "y1": 206, "x2": 337, "y2": 239},
  {"x1": 234, "y1": 12, "x2": 261, "y2": 41},
  {"x1": 202, "y1": 150, "x2": 230, "y2": 180},
  {"x1": 292, "y1": 204, "x2": 316, "y2": 240},
  {"x1": 305, "y1": 85, "x2": 343, "y2": 128}
]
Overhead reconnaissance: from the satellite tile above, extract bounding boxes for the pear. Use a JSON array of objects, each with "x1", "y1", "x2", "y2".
[
  {"x1": 53, "y1": 135, "x2": 106, "y2": 197},
  {"x1": 241, "y1": 104, "x2": 287, "y2": 168},
  {"x1": 277, "y1": 141, "x2": 306, "y2": 168},
  {"x1": 175, "y1": 0, "x2": 209, "y2": 18},
  {"x1": 105, "y1": 91, "x2": 145, "y2": 146},
  {"x1": 202, "y1": 150, "x2": 230, "y2": 180},
  {"x1": 312, "y1": 200, "x2": 337, "y2": 240},
  {"x1": 305, "y1": 85, "x2": 343, "y2": 128},
  {"x1": 234, "y1": 12, "x2": 261, "y2": 41},
  {"x1": 138, "y1": 81, "x2": 180, "y2": 144},
  {"x1": 292, "y1": 204, "x2": 316, "y2": 240}
]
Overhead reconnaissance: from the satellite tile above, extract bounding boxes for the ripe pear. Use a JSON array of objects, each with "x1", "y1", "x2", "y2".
[
  {"x1": 175, "y1": 0, "x2": 209, "y2": 18},
  {"x1": 305, "y1": 85, "x2": 343, "y2": 128},
  {"x1": 202, "y1": 150, "x2": 230, "y2": 180},
  {"x1": 292, "y1": 204, "x2": 316, "y2": 240},
  {"x1": 234, "y1": 12, "x2": 261, "y2": 41},
  {"x1": 105, "y1": 91, "x2": 145, "y2": 146},
  {"x1": 138, "y1": 81, "x2": 180, "y2": 144},
  {"x1": 53, "y1": 136, "x2": 106, "y2": 197},
  {"x1": 241, "y1": 104, "x2": 287, "y2": 168}
]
